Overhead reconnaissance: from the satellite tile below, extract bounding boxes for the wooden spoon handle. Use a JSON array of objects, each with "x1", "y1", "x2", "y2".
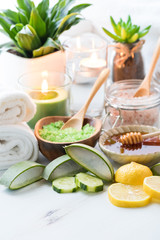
[
  {"x1": 143, "y1": 130, "x2": 160, "y2": 140},
  {"x1": 147, "y1": 37, "x2": 160, "y2": 83},
  {"x1": 79, "y1": 68, "x2": 110, "y2": 116}
]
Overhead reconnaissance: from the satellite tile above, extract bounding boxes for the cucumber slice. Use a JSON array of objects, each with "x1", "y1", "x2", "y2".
[
  {"x1": 75, "y1": 172, "x2": 103, "y2": 192},
  {"x1": 43, "y1": 155, "x2": 86, "y2": 181},
  {"x1": 65, "y1": 144, "x2": 114, "y2": 182},
  {"x1": 151, "y1": 163, "x2": 160, "y2": 176},
  {"x1": 52, "y1": 177, "x2": 77, "y2": 193},
  {"x1": 0, "y1": 161, "x2": 45, "y2": 190}
]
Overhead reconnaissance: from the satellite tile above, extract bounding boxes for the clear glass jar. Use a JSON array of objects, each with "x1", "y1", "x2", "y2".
[
  {"x1": 111, "y1": 42, "x2": 145, "y2": 82},
  {"x1": 104, "y1": 79, "x2": 160, "y2": 129}
]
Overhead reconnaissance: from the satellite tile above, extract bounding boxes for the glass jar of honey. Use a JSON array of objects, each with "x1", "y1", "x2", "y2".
[{"x1": 104, "y1": 79, "x2": 160, "y2": 130}]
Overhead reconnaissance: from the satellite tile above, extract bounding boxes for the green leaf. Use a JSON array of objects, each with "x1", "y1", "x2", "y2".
[
  {"x1": 102, "y1": 27, "x2": 122, "y2": 42},
  {"x1": 138, "y1": 26, "x2": 151, "y2": 38},
  {"x1": 3, "y1": 9, "x2": 20, "y2": 24},
  {"x1": 0, "y1": 13, "x2": 16, "y2": 40},
  {"x1": 17, "y1": 0, "x2": 32, "y2": 18},
  {"x1": 68, "y1": 3, "x2": 91, "y2": 14},
  {"x1": 10, "y1": 23, "x2": 23, "y2": 33},
  {"x1": 128, "y1": 33, "x2": 139, "y2": 43},
  {"x1": 15, "y1": 24, "x2": 41, "y2": 51},
  {"x1": 29, "y1": 4, "x2": 46, "y2": 39},
  {"x1": 110, "y1": 16, "x2": 121, "y2": 36},
  {"x1": 55, "y1": 12, "x2": 79, "y2": 36},
  {"x1": 37, "y1": 0, "x2": 49, "y2": 21},
  {"x1": 33, "y1": 37, "x2": 62, "y2": 57},
  {"x1": 17, "y1": 8, "x2": 28, "y2": 25}
]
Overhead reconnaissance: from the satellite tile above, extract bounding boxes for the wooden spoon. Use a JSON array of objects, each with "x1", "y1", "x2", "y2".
[
  {"x1": 134, "y1": 37, "x2": 160, "y2": 97},
  {"x1": 61, "y1": 68, "x2": 110, "y2": 130}
]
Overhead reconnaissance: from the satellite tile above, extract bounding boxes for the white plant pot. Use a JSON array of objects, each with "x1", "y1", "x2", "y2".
[{"x1": 0, "y1": 50, "x2": 66, "y2": 88}]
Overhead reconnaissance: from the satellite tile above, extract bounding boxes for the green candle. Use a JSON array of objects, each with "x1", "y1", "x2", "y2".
[{"x1": 28, "y1": 88, "x2": 69, "y2": 129}]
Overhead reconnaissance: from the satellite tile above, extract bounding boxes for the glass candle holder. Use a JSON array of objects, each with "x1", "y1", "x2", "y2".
[
  {"x1": 104, "y1": 79, "x2": 160, "y2": 129},
  {"x1": 18, "y1": 71, "x2": 71, "y2": 129},
  {"x1": 65, "y1": 33, "x2": 107, "y2": 117}
]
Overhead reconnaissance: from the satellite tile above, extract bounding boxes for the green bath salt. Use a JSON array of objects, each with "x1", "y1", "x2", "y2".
[{"x1": 39, "y1": 121, "x2": 95, "y2": 142}]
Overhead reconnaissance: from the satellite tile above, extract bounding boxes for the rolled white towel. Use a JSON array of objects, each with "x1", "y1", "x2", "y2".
[
  {"x1": 0, "y1": 123, "x2": 39, "y2": 169},
  {"x1": 0, "y1": 90, "x2": 36, "y2": 124}
]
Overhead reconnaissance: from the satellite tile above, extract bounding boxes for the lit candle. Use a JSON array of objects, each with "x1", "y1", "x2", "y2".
[
  {"x1": 28, "y1": 73, "x2": 69, "y2": 129},
  {"x1": 80, "y1": 52, "x2": 106, "y2": 76}
]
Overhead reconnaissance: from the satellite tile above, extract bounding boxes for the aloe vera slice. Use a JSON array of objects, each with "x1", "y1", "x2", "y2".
[
  {"x1": 65, "y1": 144, "x2": 114, "y2": 182},
  {"x1": 0, "y1": 161, "x2": 45, "y2": 190},
  {"x1": 43, "y1": 155, "x2": 86, "y2": 182}
]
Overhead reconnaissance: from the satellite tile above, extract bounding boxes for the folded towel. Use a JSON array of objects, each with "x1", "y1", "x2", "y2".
[
  {"x1": 0, "y1": 123, "x2": 39, "y2": 169},
  {"x1": 0, "y1": 90, "x2": 36, "y2": 124}
]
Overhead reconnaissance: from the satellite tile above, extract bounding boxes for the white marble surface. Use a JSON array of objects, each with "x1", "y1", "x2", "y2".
[
  {"x1": 0, "y1": 150, "x2": 160, "y2": 240},
  {"x1": 0, "y1": 1, "x2": 160, "y2": 240}
]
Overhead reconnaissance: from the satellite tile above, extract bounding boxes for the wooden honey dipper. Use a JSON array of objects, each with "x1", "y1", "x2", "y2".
[{"x1": 119, "y1": 131, "x2": 160, "y2": 145}]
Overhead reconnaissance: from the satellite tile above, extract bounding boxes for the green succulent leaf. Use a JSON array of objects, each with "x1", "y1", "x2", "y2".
[
  {"x1": 110, "y1": 16, "x2": 120, "y2": 36},
  {"x1": 29, "y1": 4, "x2": 46, "y2": 39},
  {"x1": 103, "y1": 15, "x2": 151, "y2": 43},
  {"x1": 33, "y1": 37, "x2": 62, "y2": 57},
  {"x1": 102, "y1": 27, "x2": 122, "y2": 42},
  {"x1": 37, "y1": 0, "x2": 49, "y2": 21},
  {"x1": 15, "y1": 24, "x2": 41, "y2": 51}
]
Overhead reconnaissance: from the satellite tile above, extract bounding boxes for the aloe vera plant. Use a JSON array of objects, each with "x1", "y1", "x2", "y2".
[
  {"x1": 0, "y1": 0, "x2": 91, "y2": 58},
  {"x1": 103, "y1": 16, "x2": 151, "y2": 43}
]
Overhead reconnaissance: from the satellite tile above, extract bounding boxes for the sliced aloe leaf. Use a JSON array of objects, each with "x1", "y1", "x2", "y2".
[
  {"x1": 65, "y1": 144, "x2": 114, "y2": 182},
  {"x1": 15, "y1": 24, "x2": 41, "y2": 51},
  {"x1": 29, "y1": 4, "x2": 46, "y2": 39},
  {"x1": 43, "y1": 154, "x2": 86, "y2": 182},
  {"x1": 151, "y1": 163, "x2": 160, "y2": 176},
  {"x1": 0, "y1": 161, "x2": 45, "y2": 190}
]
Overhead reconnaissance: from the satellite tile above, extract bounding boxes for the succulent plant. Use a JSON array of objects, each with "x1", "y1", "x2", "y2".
[
  {"x1": 103, "y1": 16, "x2": 151, "y2": 43},
  {"x1": 0, "y1": 0, "x2": 91, "y2": 58}
]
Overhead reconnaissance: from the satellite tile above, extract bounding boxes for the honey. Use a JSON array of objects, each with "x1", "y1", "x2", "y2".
[{"x1": 103, "y1": 133, "x2": 160, "y2": 155}]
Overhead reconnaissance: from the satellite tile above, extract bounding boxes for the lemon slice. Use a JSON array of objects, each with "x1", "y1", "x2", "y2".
[
  {"x1": 143, "y1": 176, "x2": 160, "y2": 199},
  {"x1": 65, "y1": 144, "x2": 114, "y2": 182},
  {"x1": 0, "y1": 161, "x2": 45, "y2": 190},
  {"x1": 108, "y1": 183, "x2": 151, "y2": 208}
]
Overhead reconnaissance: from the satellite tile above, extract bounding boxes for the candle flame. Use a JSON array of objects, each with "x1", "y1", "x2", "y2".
[{"x1": 41, "y1": 79, "x2": 48, "y2": 94}]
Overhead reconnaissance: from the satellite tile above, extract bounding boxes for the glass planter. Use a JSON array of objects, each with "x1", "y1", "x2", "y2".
[{"x1": 111, "y1": 41, "x2": 145, "y2": 82}]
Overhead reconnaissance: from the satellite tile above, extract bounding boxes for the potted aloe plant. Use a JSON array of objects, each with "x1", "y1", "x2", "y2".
[
  {"x1": 0, "y1": 0, "x2": 90, "y2": 87},
  {"x1": 103, "y1": 16, "x2": 151, "y2": 82}
]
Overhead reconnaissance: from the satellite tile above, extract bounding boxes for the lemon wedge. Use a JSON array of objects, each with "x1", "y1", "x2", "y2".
[
  {"x1": 108, "y1": 183, "x2": 151, "y2": 208},
  {"x1": 115, "y1": 162, "x2": 152, "y2": 185},
  {"x1": 143, "y1": 176, "x2": 160, "y2": 200}
]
